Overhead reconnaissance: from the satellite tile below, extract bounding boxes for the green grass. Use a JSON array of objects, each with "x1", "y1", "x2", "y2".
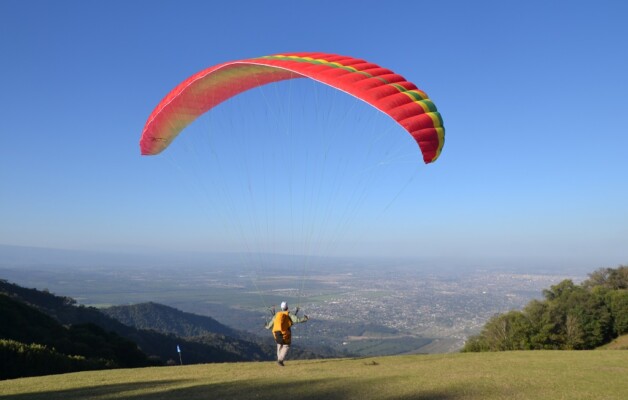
[
  {"x1": 342, "y1": 336, "x2": 432, "y2": 356},
  {"x1": 1, "y1": 351, "x2": 626, "y2": 399}
]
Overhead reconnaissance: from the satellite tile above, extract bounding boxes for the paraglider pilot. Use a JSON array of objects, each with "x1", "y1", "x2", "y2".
[{"x1": 265, "y1": 301, "x2": 308, "y2": 366}]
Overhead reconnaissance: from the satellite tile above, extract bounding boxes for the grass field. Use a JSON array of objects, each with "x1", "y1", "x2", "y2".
[{"x1": 1, "y1": 351, "x2": 626, "y2": 399}]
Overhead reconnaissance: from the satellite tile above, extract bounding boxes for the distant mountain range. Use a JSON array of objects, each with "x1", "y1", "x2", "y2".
[
  {"x1": 0, "y1": 244, "x2": 244, "y2": 268},
  {"x1": 0, "y1": 243, "x2": 345, "y2": 270}
]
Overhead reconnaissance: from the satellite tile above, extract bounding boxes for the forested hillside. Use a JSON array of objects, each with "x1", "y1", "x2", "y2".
[
  {"x1": 103, "y1": 302, "x2": 239, "y2": 338},
  {"x1": 0, "y1": 294, "x2": 150, "y2": 379},
  {"x1": 0, "y1": 280, "x2": 276, "y2": 379},
  {"x1": 463, "y1": 266, "x2": 628, "y2": 351}
]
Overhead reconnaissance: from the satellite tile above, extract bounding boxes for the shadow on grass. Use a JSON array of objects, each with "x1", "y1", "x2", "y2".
[
  {"x1": 0, "y1": 379, "x2": 184, "y2": 400},
  {"x1": 1, "y1": 377, "x2": 480, "y2": 400}
]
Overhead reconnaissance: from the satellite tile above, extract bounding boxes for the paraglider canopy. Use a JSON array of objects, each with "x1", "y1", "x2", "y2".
[{"x1": 140, "y1": 52, "x2": 445, "y2": 164}]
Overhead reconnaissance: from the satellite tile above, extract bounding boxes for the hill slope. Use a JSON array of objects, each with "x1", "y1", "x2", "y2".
[
  {"x1": 1, "y1": 351, "x2": 626, "y2": 399},
  {"x1": 0, "y1": 280, "x2": 271, "y2": 365},
  {"x1": 599, "y1": 334, "x2": 628, "y2": 350},
  {"x1": 102, "y1": 302, "x2": 242, "y2": 338},
  {"x1": 0, "y1": 295, "x2": 149, "y2": 379}
]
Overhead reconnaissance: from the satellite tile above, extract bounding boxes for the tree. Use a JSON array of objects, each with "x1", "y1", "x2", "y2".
[
  {"x1": 583, "y1": 266, "x2": 628, "y2": 290},
  {"x1": 462, "y1": 311, "x2": 531, "y2": 351},
  {"x1": 564, "y1": 314, "x2": 585, "y2": 350},
  {"x1": 463, "y1": 266, "x2": 628, "y2": 353},
  {"x1": 607, "y1": 289, "x2": 628, "y2": 335}
]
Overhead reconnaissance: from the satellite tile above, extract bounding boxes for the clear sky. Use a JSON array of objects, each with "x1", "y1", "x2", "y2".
[{"x1": 1, "y1": 0, "x2": 626, "y2": 270}]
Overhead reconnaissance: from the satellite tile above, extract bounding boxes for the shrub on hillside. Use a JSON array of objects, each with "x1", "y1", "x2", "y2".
[{"x1": 0, "y1": 339, "x2": 109, "y2": 380}]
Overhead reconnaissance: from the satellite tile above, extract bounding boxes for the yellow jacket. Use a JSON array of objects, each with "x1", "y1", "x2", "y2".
[
  {"x1": 273, "y1": 311, "x2": 293, "y2": 344},
  {"x1": 266, "y1": 311, "x2": 308, "y2": 345}
]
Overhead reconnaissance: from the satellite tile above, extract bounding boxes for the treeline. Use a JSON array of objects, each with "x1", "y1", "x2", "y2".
[
  {"x1": 463, "y1": 266, "x2": 628, "y2": 352},
  {"x1": 0, "y1": 339, "x2": 110, "y2": 380}
]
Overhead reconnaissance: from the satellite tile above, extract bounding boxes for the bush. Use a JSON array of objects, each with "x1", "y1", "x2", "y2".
[{"x1": 0, "y1": 339, "x2": 109, "y2": 380}]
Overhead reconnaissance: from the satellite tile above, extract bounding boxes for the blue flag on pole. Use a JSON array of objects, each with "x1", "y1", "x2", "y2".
[{"x1": 177, "y1": 345, "x2": 181, "y2": 353}]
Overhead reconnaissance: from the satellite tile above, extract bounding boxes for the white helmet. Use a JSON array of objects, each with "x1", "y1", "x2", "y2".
[{"x1": 280, "y1": 301, "x2": 288, "y2": 311}]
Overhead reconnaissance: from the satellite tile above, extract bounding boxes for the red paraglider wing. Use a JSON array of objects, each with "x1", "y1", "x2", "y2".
[{"x1": 140, "y1": 52, "x2": 445, "y2": 163}]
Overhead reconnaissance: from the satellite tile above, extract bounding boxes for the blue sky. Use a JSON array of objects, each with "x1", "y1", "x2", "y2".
[{"x1": 1, "y1": 0, "x2": 626, "y2": 270}]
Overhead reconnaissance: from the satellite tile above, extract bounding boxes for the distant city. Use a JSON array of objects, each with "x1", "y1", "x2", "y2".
[
  {"x1": 295, "y1": 269, "x2": 580, "y2": 352},
  {"x1": 0, "y1": 245, "x2": 587, "y2": 354}
]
